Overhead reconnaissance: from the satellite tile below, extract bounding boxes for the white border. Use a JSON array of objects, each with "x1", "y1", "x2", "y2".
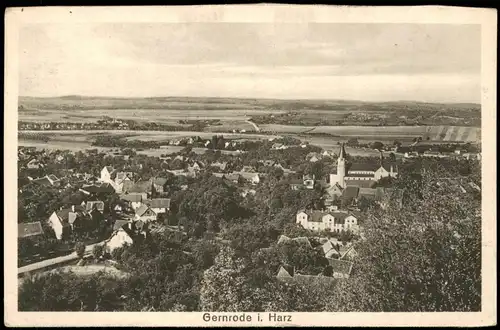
[{"x1": 4, "y1": 5, "x2": 497, "y2": 327}]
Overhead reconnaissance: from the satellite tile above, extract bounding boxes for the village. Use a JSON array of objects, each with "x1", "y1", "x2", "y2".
[{"x1": 18, "y1": 132, "x2": 482, "y2": 289}]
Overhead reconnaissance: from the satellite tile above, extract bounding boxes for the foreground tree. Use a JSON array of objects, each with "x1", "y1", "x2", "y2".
[{"x1": 329, "y1": 167, "x2": 481, "y2": 312}]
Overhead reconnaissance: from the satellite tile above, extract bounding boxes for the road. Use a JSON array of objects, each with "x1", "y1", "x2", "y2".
[
  {"x1": 245, "y1": 120, "x2": 260, "y2": 132},
  {"x1": 18, "y1": 241, "x2": 106, "y2": 276}
]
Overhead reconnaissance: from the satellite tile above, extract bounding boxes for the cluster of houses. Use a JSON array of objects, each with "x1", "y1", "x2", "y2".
[
  {"x1": 275, "y1": 235, "x2": 358, "y2": 283},
  {"x1": 19, "y1": 118, "x2": 130, "y2": 131}
]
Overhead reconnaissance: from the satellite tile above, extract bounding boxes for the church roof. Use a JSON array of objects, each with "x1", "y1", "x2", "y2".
[{"x1": 339, "y1": 143, "x2": 346, "y2": 159}]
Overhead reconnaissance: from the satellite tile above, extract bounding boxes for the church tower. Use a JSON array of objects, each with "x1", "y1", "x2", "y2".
[{"x1": 337, "y1": 143, "x2": 347, "y2": 188}]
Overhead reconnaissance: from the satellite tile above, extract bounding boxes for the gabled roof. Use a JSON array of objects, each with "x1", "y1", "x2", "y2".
[
  {"x1": 18, "y1": 222, "x2": 44, "y2": 238},
  {"x1": 116, "y1": 171, "x2": 134, "y2": 181},
  {"x1": 148, "y1": 198, "x2": 171, "y2": 209},
  {"x1": 47, "y1": 174, "x2": 59, "y2": 182},
  {"x1": 121, "y1": 193, "x2": 144, "y2": 203},
  {"x1": 277, "y1": 235, "x2": 292, "y2": 245},
  {"x1": 135, "y1": 204, "x2": 155, "y2": 217},
  {"x1": 152, "y1": 177, "x2": 168, "y2": 186},
  {"x1": 276, "y1": 265, "x2": 294, "y2": 278},
  {"x1": 342, "y1": 186, "x2": 360, "y2": 200},
  {"x1": 55, "y1": 208, "x2": 72, "y2": 223},
  {"x1": 309, "y1": 210, "x2": 325, "y2": 223},
  {"x1": 32, "y1": 177, "x2": 52, "y2": 186},
  {"x1": 224, "y1": 173, "x2": 241, "y2": 181},
  {"x1": 239, "y1": 172, "x2": 260, "y2": 180},
  {"x1": 113, "y1": 219, "x2": 130, "y2": 231},
  {"x1": 348, "y1": 163, "x2": 380, "y2": 172},
  {"x1": 129, "y1": 180, "x2": 152, "y2": 193},
  {"x1": 103, "y1": 166, "x2": 115, "y2": 173},
  {"x1": 344, "y1": 180, "x2": 376, "y2": 188},
  {"x1": 328, "y1": 258, "x2": 353, "y2": 276},
  {"x1": 330, "y1": 212, "x2": 356, "y2": 224},
  {"x1": 241, "y1": 166, "x2": 256, "y2": 172}
]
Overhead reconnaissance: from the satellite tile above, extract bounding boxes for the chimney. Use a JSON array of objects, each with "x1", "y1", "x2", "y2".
[
  {"x1": 128, "y1": 221, "x2": 133, "y2": 230},
  {"x1": 71, "y1": 205, "x2": 75, "y2": 212},
  {"x1": 390, "y1": 165, "x2": 394, "y2": 176}
]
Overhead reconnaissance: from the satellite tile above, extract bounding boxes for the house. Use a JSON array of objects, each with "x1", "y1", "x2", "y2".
[
  {"x1": 151, "y1": 177, "x2": 168, "y2": 194},
  {"x1": 296, "y1": 210, "x2": 359, "y2": 233},
  {"x1": 306, "y1": 152, "x2": 322, "y2": 162},
  {"x1": 129, "y1": 180, "x2": 153, "y2": 195},
  {"x1": 147, "y1": 198, "x2": 171, "y2": 214},
  {"x1": 289, "y1": 178, "x2": 304, "y2": 190},
  {"x1": 240, "y1": 188, "x2": 256, "y2": 198},
  {"x1": 80, "y1": 183, "x2": 116, "y2": 198},
  {"x1": 85, "y1": 200, "x2": 105, "y2": 213},
  {"x1": 27, "y1": 159, "x2": 42, "y2": 169},
  {"x1": 47, "y1": 206, "x2": 89, "y2": 239},
  {"x1": 339, "y1": 245, "x2": 358, "y2": 261},
  {"x1": 18, "y1": 222, "x2": 44, "y2": 239},
  {"x1": 105, "y1": 223, "x2": 136, "y2": 254},
  {"x1": 341, "y1": 186, "x2": 360, "y2": 205},
  {"x1": 120, "y1": 193, "x2": 146, "y2": 210},
  {"x1": 272, "y1": 143, "x2": 288, "y2": 150},
  {"x1": 241, "y1": 166, "x2": 257, "y2": 173},
  {"x1": 322, "y1": 240, "x2": 341, "y2": 259},
  {"x1": 211, "y1": 161, "x2": 228, "y2": 171},
  {"x1": 48, "y1": 209, "x2": 72, "y2": 239},
  {"x1": 303, "y1": 174, "x2": 315, "y2": 189},
  {"x1": 238, "y1": 172, "x2": 261, "y2": 185},
  {"x1": 328, "y1": 258, "x2": 354, "y2": 278},
  {"x1": 224, "y1": 173, "x2": 242, "y2": 184},
  {"x1": 276, "y1": 265, "x2": 337, "y2": 285},
  {"x1": 101, "y1": 166, "x2": 115, "y2": 183},
  {"x1": 134, "y1": 204, "x2": 158, "y2": 223}
]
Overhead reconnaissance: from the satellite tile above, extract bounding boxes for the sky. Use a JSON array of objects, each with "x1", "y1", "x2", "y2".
[{"x1": 18, "y1": 23, "x2": 481, "y2": 103}]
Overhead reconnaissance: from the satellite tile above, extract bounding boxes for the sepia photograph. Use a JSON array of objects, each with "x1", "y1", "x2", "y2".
[{"x1": 4, "y1": 5, "x2": 497, "y2": 327}]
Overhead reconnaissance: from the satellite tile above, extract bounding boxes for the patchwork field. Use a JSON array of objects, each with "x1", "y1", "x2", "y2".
[{"x1": 266, "y1": 125, "x2": 480, "y2": 143}]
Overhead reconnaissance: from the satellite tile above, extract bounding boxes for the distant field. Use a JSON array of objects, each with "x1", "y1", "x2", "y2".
[
  {"x1": 260, "y1": 124, "x2": 316, "y2": 133},
  {"x1": 264, "y1": 125, "x2": 480, "y2": 143}
]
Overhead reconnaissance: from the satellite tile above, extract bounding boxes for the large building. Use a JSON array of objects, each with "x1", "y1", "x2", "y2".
[
  {"x1": 329, "y1": 143, "x2": 398, "y2": 189},
  {"x1": 296, "y1": 209, "x2": 359, "y2": 233}
]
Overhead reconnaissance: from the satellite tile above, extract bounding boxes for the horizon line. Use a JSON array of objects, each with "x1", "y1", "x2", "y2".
[{"x1": 18, "y1": 95, "x2": 481, "y2": 106}]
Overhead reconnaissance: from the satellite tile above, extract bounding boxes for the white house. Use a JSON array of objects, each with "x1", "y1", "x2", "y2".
[
  {"x1": 101, "y1": 166, "x2": 115, "y2": 183},
  {"x1": 134, "y1": 204, "x2": 158, "y2": 223},
  {"x1": 120, "y1": 193, "x2": 145, "y2": 210},
  {"x1": 296, "y1": 210, "x2": 359, "y2": 233},
  {"x1": 105, "y1": 226, "x2": 134, "y2": 254}
]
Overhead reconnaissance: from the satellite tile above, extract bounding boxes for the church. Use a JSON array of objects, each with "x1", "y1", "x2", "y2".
[{"x1": 329, "y1": 143, "x2": 398, "y2": 189}]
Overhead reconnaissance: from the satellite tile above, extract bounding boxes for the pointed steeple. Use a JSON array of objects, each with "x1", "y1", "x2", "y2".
[{"x1": 339, "y1": 143, "x2": 346, "y2": 160}]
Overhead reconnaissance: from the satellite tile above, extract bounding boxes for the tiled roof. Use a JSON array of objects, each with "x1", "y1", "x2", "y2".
[
  {"x1": 348, "y1": 163, "x2": 380, "y2": 172},
  {"x1": 148, "y1": 198, "x2": 171, "y2": 209},
  {"x1": 328, "y1": 258, "x2": 353, "y2": 276},
  {"x1": 152, "y1": 177, "x2": 168, "y2": 186},
  {"x1": 113, "y1": 219, "x2": 130, "y2": 231},
  {"x1": 129, "y1": 180, "x2": 152, "y2": 193},
  {"x1": 344, "y1": 180, "x2": 376, "y2": 188},
  {"x1": 135, "y1": 204, "x2": 152, "y2": 217},
  {"x1": 18, "y1": 222, "x2": 44, "y2": 238},
  {"x1": 309, "y1": 210, "x2": 325, "y2": 223},
  {"x1": 55, "y1": 208, "x2": 72, "y2": 222},
  {"x1": 32, "y1": 177, "x2": 52, "y2": 186},
  {"x1": 47, "y1": 174, "x2": 59, "y2": 181},
  {"x1": 342, "y1": 186, "x2": 360, "y2": 200},
  {"x1": 120, "y1": 193, "x2": 143, "y2": 203},
  {"x1": 104, "y1": 166, "x2": 115, "y2": 173}
]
